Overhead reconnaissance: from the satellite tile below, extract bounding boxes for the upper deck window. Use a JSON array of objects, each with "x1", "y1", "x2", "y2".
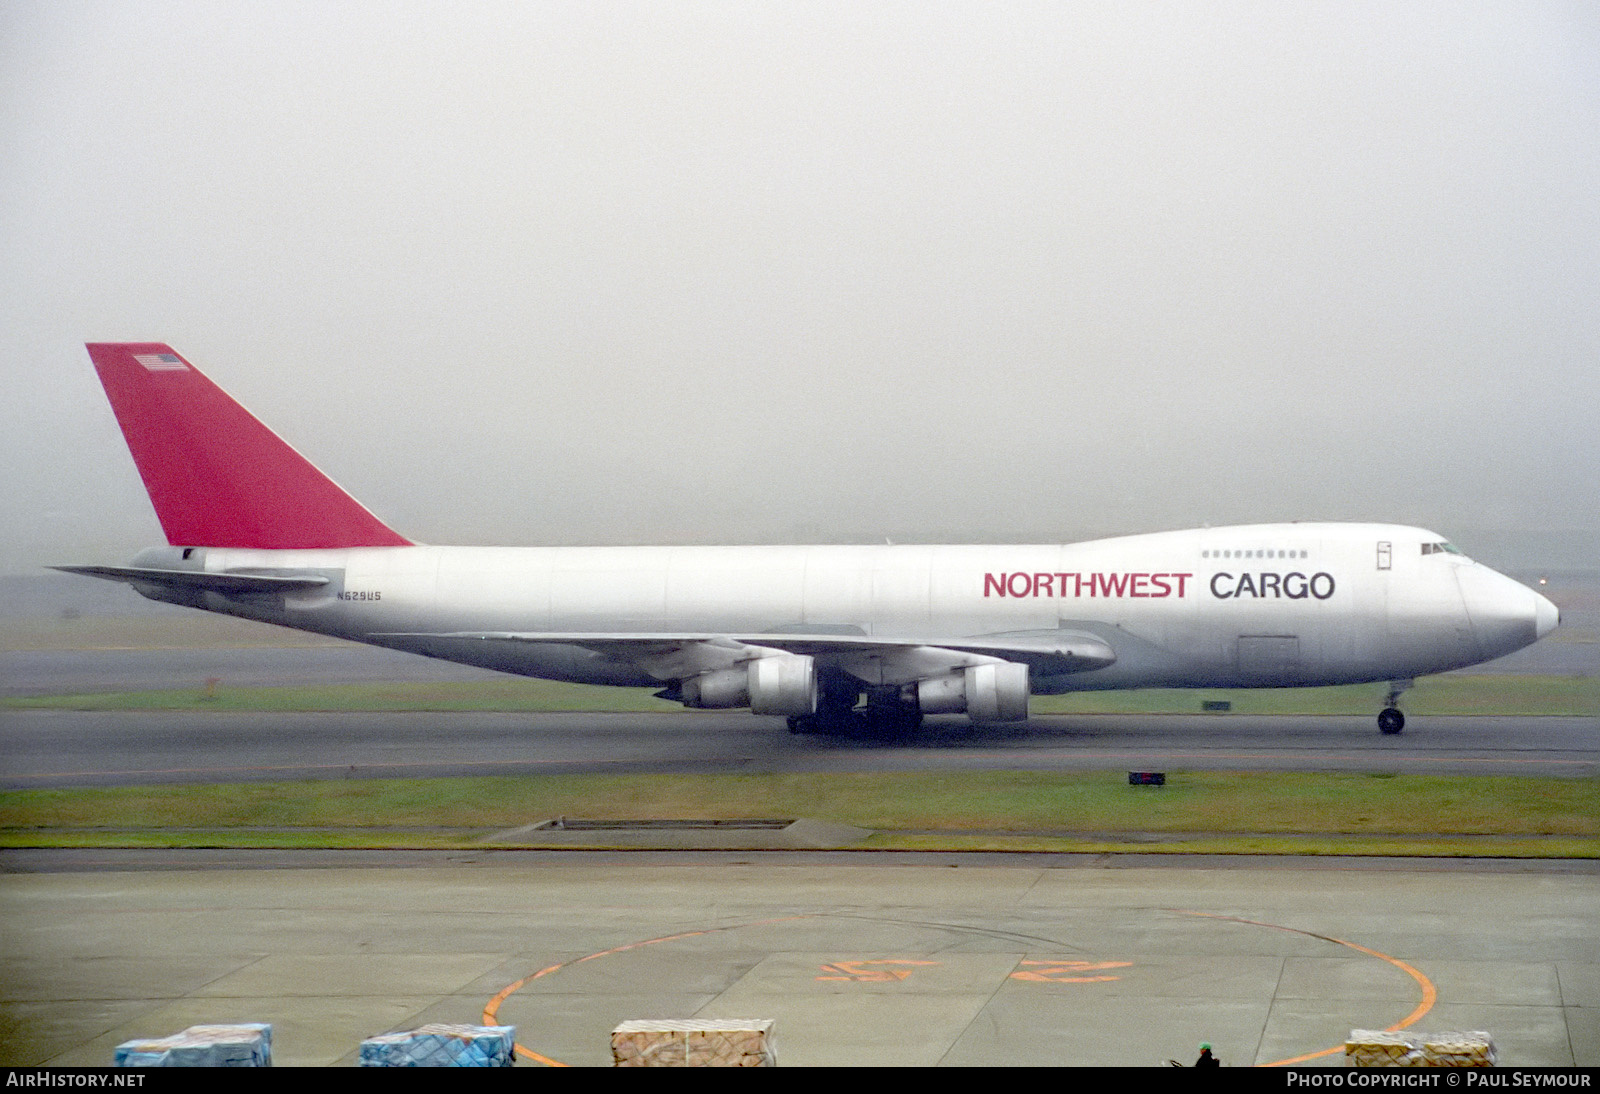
[{"x1": 1203, "y1": 548, "x2": 1311, "y2": 559}]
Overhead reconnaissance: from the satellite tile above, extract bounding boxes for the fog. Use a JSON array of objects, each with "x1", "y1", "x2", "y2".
[{"x1": 4, "y1": 2, "x2": 1597, "y2": 572}]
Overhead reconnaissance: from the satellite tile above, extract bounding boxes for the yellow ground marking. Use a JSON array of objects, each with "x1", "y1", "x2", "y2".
[
  {"x1": 1178, "y1": 910, "x2": 1438, "y2": 1067},
  {"x1": 482, "y1": 916, "x2": 810, "y2": 1066},
  {"x1": 484, "y1": 909, "x2": 1435, "y2": 1066}
]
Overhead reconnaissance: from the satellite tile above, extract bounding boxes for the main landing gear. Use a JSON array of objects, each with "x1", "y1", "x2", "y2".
[
  {"x1": 787, "y1": 680, "x2": 923, "y2": 739},
  {"x1": 1378, "y1": 679, "x2": 1413, "y2": 735},
  {"x1": 787, "y1": 672, "x2": 857, "y2": 736}
]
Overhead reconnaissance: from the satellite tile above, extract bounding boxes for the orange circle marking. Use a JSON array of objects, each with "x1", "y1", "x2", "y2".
[
  {"x1": 486, "y1": 909, "x2": 1435, "y2": 1066},
  {"x1": 1178, "y1": 911, "x2": 1437, "y2": 1067},
  {"x1": 483, "y1": 916, "x2": 811, "y2": 1066}
]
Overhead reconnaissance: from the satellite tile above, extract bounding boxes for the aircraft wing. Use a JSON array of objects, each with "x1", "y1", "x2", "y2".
[
  {"x1": 375, "y1": 629, "x2": 1116, "y2": 680},
  {"x1": 729, "y1": 631, "x2": 1115, "y2": 676},
  {"x1": 50, "y1": 565, "x2": 332, "y2": 595}
]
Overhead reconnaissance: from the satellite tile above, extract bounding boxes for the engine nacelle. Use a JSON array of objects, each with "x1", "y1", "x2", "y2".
[
  {"x1": 916, "y1": 661, "x2": 1030, "y2": 722},
  {"x1": 681, "y1": 654, "x2": 818, "y2": 716}
]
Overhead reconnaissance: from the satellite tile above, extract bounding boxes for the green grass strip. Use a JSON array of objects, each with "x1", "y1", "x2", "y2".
[
  {"x1": 0, "y1": 831, "x2": 1591, "y2": 858},
  {"x1": 3, "y1": 772, "x2": 1595, "y2": 857}
]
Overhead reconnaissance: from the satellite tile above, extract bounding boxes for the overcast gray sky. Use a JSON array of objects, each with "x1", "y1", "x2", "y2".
[{"x1": 3, "y1": 1, "x2": 1597, "y2": 572}]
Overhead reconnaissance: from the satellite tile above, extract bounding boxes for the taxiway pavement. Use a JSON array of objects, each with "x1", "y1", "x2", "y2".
[
  {"x1": 3, "y1": 709, "x2": 1597, "y2": 788},
  {"x1": 1, "y1": 852, "x2": 1595, "y2": 1068}
]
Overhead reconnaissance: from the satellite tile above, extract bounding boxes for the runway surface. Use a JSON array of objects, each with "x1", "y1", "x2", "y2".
[{"x1": 3, "y1": 710, "x2": 1598, "y2": 788}]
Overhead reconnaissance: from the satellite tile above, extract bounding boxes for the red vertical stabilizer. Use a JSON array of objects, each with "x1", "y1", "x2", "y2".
[{"x1": 85, "y1": 343, "x2": 412, "y2": 549}]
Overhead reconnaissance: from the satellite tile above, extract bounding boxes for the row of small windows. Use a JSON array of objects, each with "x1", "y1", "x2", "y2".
[{"x1": 1202, "y1": 549, "x2": 1309, "y2": 560}]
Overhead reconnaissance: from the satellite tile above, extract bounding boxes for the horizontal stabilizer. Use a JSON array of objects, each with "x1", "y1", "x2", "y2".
[{"x1": 51, "y1": 565, "x2": 331, "y2": 595}]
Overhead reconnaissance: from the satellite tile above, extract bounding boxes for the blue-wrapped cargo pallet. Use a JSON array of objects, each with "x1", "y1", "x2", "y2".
[
  {"x1": 360, "y1": 1023, "x2": 517, "y2": 1067},
  {"x1": 114, "y1": 1023, "x2": 272, "y2": 1067}
]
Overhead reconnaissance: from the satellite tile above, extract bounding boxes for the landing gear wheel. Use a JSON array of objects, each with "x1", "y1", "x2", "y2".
[
  {"x1": 1378, "y1": 679, "x2": 1412, "y2": 736},
  {"x1": 863, "y1": 705, "x2": 923, "y2": 739},
  {"x1": 788, "y1": 704, "x2": 859, "y2": 737},
  {"x1": 787, "y1": 673, "x2": 862, "y2": 736}
]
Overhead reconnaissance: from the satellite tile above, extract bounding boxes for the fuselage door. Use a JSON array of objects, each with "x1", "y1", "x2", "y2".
[
  {"x1": 1377, "y1": 541, "x2": 1392, "y2": 571},
  {"x1": 1237, "y1": 634, "x2": 1301, "y2": 683}
]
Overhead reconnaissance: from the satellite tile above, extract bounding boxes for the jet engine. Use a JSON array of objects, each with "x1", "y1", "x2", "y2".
[
  {"x1": 914, "y1": 661, "x2": 1030, "y2": 722},
  {"x1": 681, "y1": 654, "x2": 818, "y2": 716}
]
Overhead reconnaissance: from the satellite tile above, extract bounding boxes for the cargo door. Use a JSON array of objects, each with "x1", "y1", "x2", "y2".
[{"x1": 1236, "y1": 634, "x2": 1301, "y2": 684}]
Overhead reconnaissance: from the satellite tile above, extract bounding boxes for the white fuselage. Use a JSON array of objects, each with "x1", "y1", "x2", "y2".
[{"x1": 126, "y1": 522, "x2": 1554, "y2": 694}]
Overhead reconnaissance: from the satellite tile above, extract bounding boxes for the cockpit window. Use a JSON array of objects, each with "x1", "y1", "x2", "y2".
[{"x1": 1421, "y1": 541, "x2": 1466, "y2": 557}]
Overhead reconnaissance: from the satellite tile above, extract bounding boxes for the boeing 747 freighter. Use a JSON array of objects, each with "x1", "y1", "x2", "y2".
[{"x1": 58, "y1": 343, "x2": 1559, "y2": 737}]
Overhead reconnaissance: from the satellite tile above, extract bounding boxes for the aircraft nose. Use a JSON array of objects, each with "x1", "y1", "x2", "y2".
[
  {"x1": 1535, "y1": 591, "x2": 1560, "y2": 640},
  {"x1": 1455, "y1": 564, "x2": 1552, "y2": 661}
]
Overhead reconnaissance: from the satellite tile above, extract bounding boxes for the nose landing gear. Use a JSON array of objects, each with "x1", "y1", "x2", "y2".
[{"x1": 1378, "y1": 679, "x2": 1413, "y2": 735}]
